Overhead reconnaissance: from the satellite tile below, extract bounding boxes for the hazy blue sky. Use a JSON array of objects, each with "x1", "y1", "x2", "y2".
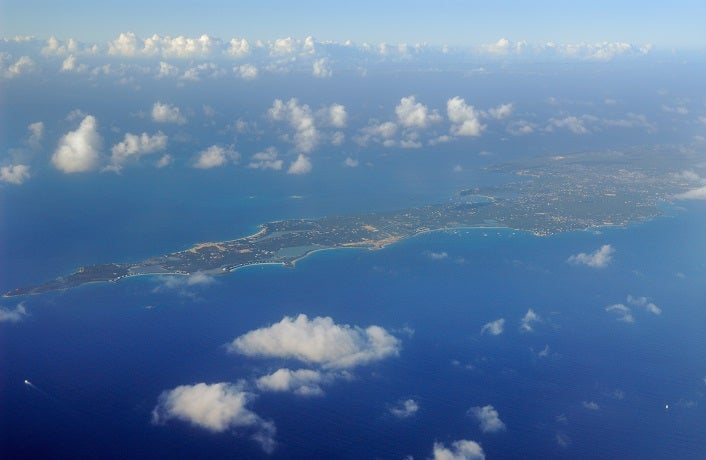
[{"x1": 2, "y1": 0, "x2": 705, "y2": 47}]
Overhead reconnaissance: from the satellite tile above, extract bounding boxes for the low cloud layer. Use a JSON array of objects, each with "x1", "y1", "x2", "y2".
[{"x1": 227, "y1": 314, "x2": 400, "y2": 369}]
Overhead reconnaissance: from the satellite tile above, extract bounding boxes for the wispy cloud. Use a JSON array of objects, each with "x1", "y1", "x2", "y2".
[
  {"x1": 627, "y1": 294, "x2": 661, "y2": 315},
  {"x1": 426, "y1": 251, "x2": 448, "y2": 260},
  {"x1": 152, "y1": 272, "x2": 216, "y2": 297},
  {"x1": 389, "y1": 399, "x2": 419, "y2": 418},
  {"x1": 520, "y1": 309, "x2": 541, "y2": 332},
  {"x1": 582, "y1": 400, "x2": 600, "y2": 410},
  {"x1": 605, "y1": 294, "x2": 661, "y2": 323},
  {"x1": 480, "y1": 318, "x2": 505, "y2": 336},
  {"x1": 605, "y1": 303, "x2": 634, "y2": 323}
]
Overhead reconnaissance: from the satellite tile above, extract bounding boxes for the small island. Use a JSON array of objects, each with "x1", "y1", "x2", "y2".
[{"x1": 5, "y1": 145, "x2": 704, "y2": 297}]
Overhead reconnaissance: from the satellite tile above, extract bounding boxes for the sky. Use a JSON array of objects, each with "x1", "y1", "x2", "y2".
[{"x1": 1, "y1": 0, "x2": 706, "y2": 48}]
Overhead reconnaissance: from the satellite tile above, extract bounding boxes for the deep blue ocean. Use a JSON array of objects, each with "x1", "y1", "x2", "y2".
[
  {"x1": 2, "y1": 65, "x2": 706, "y2": 458},
  {"x1": 1, "y1": 175, "x2": 705, "y2": 458}
]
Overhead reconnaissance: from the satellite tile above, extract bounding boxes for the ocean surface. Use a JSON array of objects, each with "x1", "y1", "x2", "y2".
[
  {"x1": 1, "y1": 63, "x2": 706, "y2": 458},
  {"x1": 1, "y1": 176, "x2": 705, "y2": 458}
]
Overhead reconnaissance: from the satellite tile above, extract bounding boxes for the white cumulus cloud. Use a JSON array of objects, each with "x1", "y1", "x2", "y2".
[
  {"x1": 156, "y1": 154, "x2": 173, "y2": 168},
  {"x1": 236, "y1": 64, "x2": 258, "y2": 80},
  {"x1": 0, "y1": 302, "x2": 28, "y2": 322},
  {"x1": 469, "y1": 405, "x2": 506, "y2": 433},
  {"x1": 256, "y1": 368, "x2": 326, "y2": 396},
  {"x1": 567, "y1": 244, "x2": 614, "y2": 268},
  {"x1": 343, "y1": 157, "x2": 359, "y2": 167},
  {"x1": 480, "y1": 318, "x2": 505, "y2": 336},
  {"x1": 549, "y1": 116, "x2": 590, "y2": 134},
  {"x1": 42, "y1": 36, "x2": 80, "y2": 55},
  {"x1": 480, "y1": 38, "x2": 512, "y2": 55},
  {"x1": 157, "y1": 61, "x2": 179, "y2": 78},
  {"x1": 270, "y1": 37, "x2": 296, "y2": 56},
  {"x1": 152, "y1": 382, "x2": 276, "y2": 453},
  {"x1": 312, "y1": 58, "x2": 332, "y2": 78},
  {"x1": 287, "y1": 154, "x2": 312, "y2": 175},
  {"x1": 248, "y1": 147, "x2": 283, "y2": 170},
  {"x1": 507, "y1": 120, "x2": 535, "y2": 135},
  {"x1": 1, "y1": 54, "x2": 36, "y2": 79},
  {"x1": 432, "y1": 439, "x2": 485, "y2": 460},
  {"x1": 325, "y1": 103, "x2": 348, "y2": 128},
  {"x1": 109, "y1": 131, "x2": 167, "y2": 169},
  {"x1": 52, "y1": 115, "x2": 102, "y2": 173},
  {"x1": 27, "y1": 121, "x2": 44, "y2": 148},
  {"x1": 228, "y1": 38, "x2": 250, "y2": 57},
  {"x1": 356, "y1": 121, "x2": 398, "y2": 146},
  {"x1": 108, "y1": 32, "x2": 139, "y2": 56},
  {"x1": 487, "y1": 103, "x2": 514, "y2": 120},
  {"x1": 194, "y1": 145, "x2": 239, "y2": 169},
  {"x1": 151, "y1": 102, "x2": 187, "y2": 124},
  {"x1": 447, "y1": 97, "x2": 484, "y2": 137},
  {"x1": 61, "y1": 54, "x2": 81, "y2": 72},
  {"x1": 0, "y1": 164, "x2": 30, "y2": 185},
  {"x1": 227, "y1": 314, "x2": 400, "y2": 369},
  {"x1": 268, "y1": 98, "x2": 320, "y2": 153},
  {"x1": 395, "y1": 95, "x2": 441, "y2": 129}
]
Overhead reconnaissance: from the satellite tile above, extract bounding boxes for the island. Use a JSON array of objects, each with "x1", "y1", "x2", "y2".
[{"x1": 5, "y1": 145, "x2": 704, "y2": 297}]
